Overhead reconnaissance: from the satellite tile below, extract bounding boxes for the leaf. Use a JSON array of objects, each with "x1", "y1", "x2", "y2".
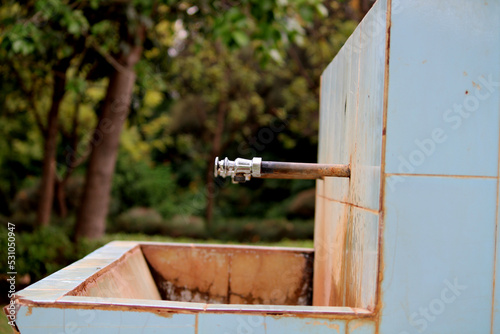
[
  {"x1": 232, "y1": 30, "x2": 250, "y2": 47},
  {"x1": 315, "y1": 3, "x2": 328, "y2": 18},
  {"x1": 65, "y1": 77, "x2": 87, "y2": 94},
  {"x1": 12, "y1": 39, "x2": 24, "y2": 53},
  {"x1": 268, "y1": 48, "x2": 283, "y2": 64},
  {"x1": 67, "y1": 21, "x2": 81, "y2": 35}
]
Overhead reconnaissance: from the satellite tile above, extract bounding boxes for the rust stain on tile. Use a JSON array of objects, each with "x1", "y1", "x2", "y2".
[
  {"x1": 374, "y1": 0, "x2": 392, "y2": 332},
  {"x1": 143, "y1": 245, "x2": 230, "y2": 303},
  {"x1": 349, "y1": 320, "x2": 361, "y2": 330},
  {"x1": 305, "y1": 320, "x2": 340, "y2": 331},
  {"x1": 25, "y1": 306, "x2": 32, "y2": 316},
  {"x1": 230, "y1": 251, "x2": 312, "y2": 305},
  {"x1": 141, "y1": 244, "x2": 313, "y2": 305},
  {"x1": 148, "y1": 309, "x2": 174, "y2": 319},
  {"x1": 70, "y1": 247, "x2": 161, "y2": 301},
  {"x1": 329, "y1": 203, "x2": 350, "y2": 307}
]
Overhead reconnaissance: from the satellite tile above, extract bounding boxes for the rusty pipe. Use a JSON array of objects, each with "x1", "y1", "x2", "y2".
[
  {"x1": 214, "y1": 157, "x2": 350, "y2": 183},
  {"x1": 260, "y1": 161, "x2": 350, "y2": 179}
]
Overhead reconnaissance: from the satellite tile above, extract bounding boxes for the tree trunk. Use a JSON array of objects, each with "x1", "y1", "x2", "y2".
[
  {"x1": 205, "y1": 100, "x2": 227, "y2": 229},
  {"x1": 75, "y1": 43, "x2": 143, "y2": 240},
  {"x1": 55, "y1": 179, "x2": 68, "y2": 218},
  {"x1": 36, "y1": 62, "x2": 70, "y2": 227}
]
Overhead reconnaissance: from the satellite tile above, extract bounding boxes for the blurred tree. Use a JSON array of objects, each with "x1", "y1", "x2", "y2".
[
  {"x1": 349, "y1": 0, "x2": 376, "y2": 19},
  {"x1": 1, "y1": 1, "x2": 88, "y2": 226},
  {"x1": 74, "y1": 0, "x2": 332, "y2": 239},
  {"x1": 153, "y1": 1, "x2": 357, "y2": 226},
  {"x1": 1, "y1": 0, "x2": 329, "y2": 239}
]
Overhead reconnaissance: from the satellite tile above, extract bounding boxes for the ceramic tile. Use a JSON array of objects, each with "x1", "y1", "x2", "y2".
[
  {"x1": 203, "y1": 303, "x2": 364, "y2": 315},
  {"x1": 318, "y1": 72, "x2": 329, "y2": 164},
  {"x1": 57, "y1": 295, "x2": 206, "y2": 311},
  {"x1": 265, "y1": 316, "x2": 346, "y2": 334},
  {"x1": 347, "y1": 319, "x2": 376, "y2": 334},
  {"x1": 65, "y1": 258, "x2": 117, "y2": 268},
  {"x1": 313, "y1": 199, "x2": 348, "y2": 306},
  {"x1": 22, "y1": 279, "x2": 82, "y2": 291},
  {"x1": 343, "y1": 208, "x2": 379, "y2": 309},
  {"x1": 348, "y1": 0, "x2": 386, "y2": 211},
  {"x1": 14, "y1": 289, "x2": 66, "y2": 302},
  {"x1": 230, "y1": 249, "x2": 312, "y2": 305},
  {"x1": 198, "y1": 313, "x2": 266, "y2": 334},
  {"x1": 65, "y1": 328, "x2": 120, "y2": 334},
  {"x1": 142, "y1": 245, "x2": 229, "y2": 303},
  {"x1": 380, "y1": 175, "x2": 496, "y2": 333},
  {"x1": 81, "y1": 242, "x2": 137, "y2": 260},
  {"x1": 12, "y1": 329, "x2": 65, "y2": 334},
  {"x1": 63, "y1": 308, "x2": 196, "y2": 331},
  {"x1": 323, "y1": 30, "x2": 358, "y2": 203},
  {"x1": 385, "y1": 0, "x2": 500, "y2": 177},
  {"x1": 15, "y1": 306, "x2": 64, "y2": 328},
  {"x1": 45, "y1": 266, "x2": 102, "y2": 280},
  {"x1": 494, "y1": 172, "x2": 500, "y2": 333}
]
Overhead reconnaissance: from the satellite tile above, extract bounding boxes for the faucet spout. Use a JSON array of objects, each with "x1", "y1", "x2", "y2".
[{"x1": 214, "y1": 157, "x2": 350, "y2": 183}]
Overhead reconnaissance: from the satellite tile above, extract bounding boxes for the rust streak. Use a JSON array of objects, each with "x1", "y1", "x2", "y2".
[
  {"x1": 317, "y1": 195, "x2": 379, "y2": 215},
  {"x1": 305, "y1": 321, "x2": 340, "y2": 331},
  {"x1": 260, "y1": 161, "x2": 351, "y2": 179},
  {"x1": 67, "y1": 245, "x2": 141, "y2": 297},
  {"x1": 375, "y1": 0, "x2": 392, "y2": 333},
  {"x1": 14, "y1": 298, "x2": 377, "y2": 320}
]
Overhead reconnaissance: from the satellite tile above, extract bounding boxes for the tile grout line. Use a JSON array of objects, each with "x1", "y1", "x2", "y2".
[
  {"x1": 490, "y1": 100, "x2": 500, "y2": 334},
  {"x1": 317, "y1": 195, "x2": 379, "y2": 215},
  {"x1": 386, "y1": 173, "x2": 497, "y2": 179}
]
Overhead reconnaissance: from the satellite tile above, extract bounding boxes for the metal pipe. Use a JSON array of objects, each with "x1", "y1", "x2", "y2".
[
  {"x1": 260, "y1": 161, "x2": 350, "y2": 179},
  {"x1": 214, "y1": 157, "x2": 350, "y2": 183}
]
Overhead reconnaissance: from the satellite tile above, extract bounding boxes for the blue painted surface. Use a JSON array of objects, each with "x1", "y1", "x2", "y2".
[
  {"x1": 349, "y1": 0, "x2": 386, "y2": 212},
  {"x1": 15, "y1": 306, "x2": 64, "y2": 329},
  {"x1": 347, "y1": 320, "x2": 376, "y2": 334},
  {"x1": 198, "y1": 313, "x2": 267, "y2": 334},
  {"x1": 314, "y1": 0, "x2": 387, "y2": 309},
  {"x1": 380, "y1": 176, "x2": 496, "y2": 333},
  {"x1": 345, "y1": 207, "x2": 379, "y2": 309},
  {"x1": 495, "y1": 190, "x2": 500, "y2": 334},
  {"x1": 16, "y1": 306, "x2": 196, "y2": 334},
  {"x1": 385, "y1": 0, "x2": 500, "y2": 177},
  {"x1": 380, "y1": 1, "x2": 500, "y2": 332},
  {"x1": 265, "y1": 316, "x2": 346, "y2": 334}
]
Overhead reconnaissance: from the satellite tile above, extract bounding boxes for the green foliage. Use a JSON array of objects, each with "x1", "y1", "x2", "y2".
[
  {"x1": 0, "y1": 226, "x2": 73, "y2": 282},
  {"x1": 211, "y1": 218, "x2": 314, "y2": 243},
  {"x1": 112, "y1": 152, "x2": 177, "y2": 217},
  {"x1": 0, "y1": 0, "x2": 359, "y2": 240},
  {"x1": 113, "y1": 207, "x2": 164, "y2": 234}
]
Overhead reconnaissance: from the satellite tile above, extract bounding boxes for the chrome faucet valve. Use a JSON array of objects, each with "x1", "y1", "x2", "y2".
[{"x1": 214, "y1": 157, "x2": 262, "y2": 183}]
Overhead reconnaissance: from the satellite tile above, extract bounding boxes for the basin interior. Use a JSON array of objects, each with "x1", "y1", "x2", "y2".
[{"x1": 67, "y1": 243, "x2": 314, "y2": 306}]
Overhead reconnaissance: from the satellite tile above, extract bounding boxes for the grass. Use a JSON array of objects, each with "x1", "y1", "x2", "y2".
[
  {"x1": 101, "y1": 232, "x2": 314, "y2": 247},
  {"x1": 0, "y1": 315, "x2": 11, "y2": 334}
]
